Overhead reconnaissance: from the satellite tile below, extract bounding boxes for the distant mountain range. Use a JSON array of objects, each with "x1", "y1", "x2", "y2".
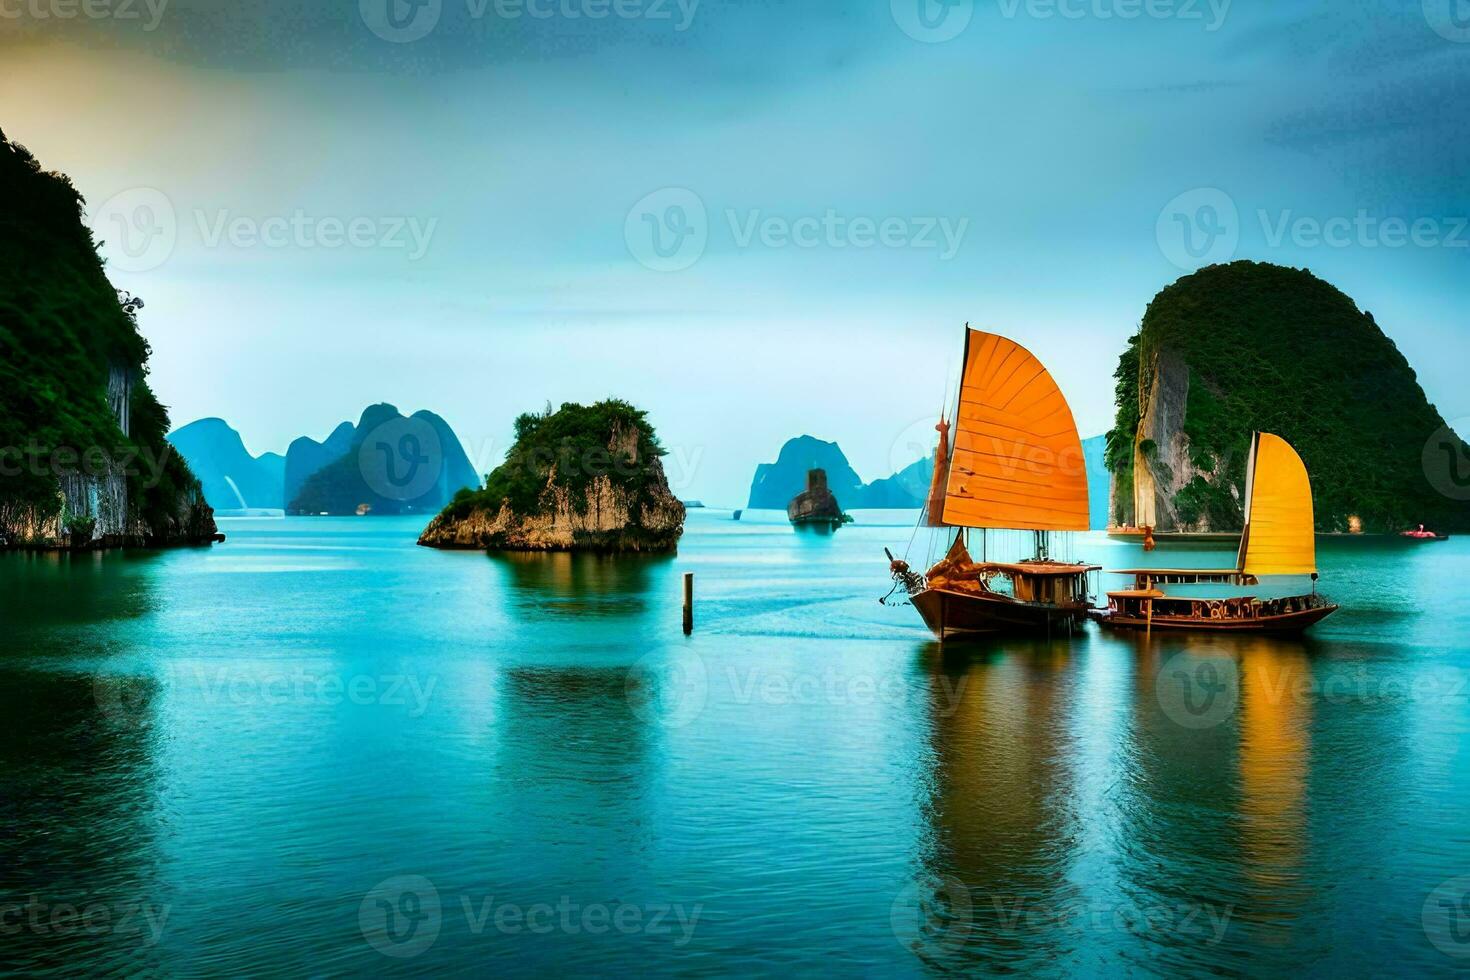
[
  {"x1": 169, "y1": 419, "x2": 286, "y2": 511},
  {"x1": 169, "y1": 405, "x2": 480, "y2": 516},
  {"x1": 748, "y1": 433, "x2": 1111, "y2": 529}
]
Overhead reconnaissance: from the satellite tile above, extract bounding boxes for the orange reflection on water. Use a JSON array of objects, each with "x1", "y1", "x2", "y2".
[{"x1": 1237, "y1": 641, "x2": 1310, "y2": 893}]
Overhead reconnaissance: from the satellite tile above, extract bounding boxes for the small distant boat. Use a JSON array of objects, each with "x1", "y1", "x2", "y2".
[
  {"x1": 887, "y1": 328, "x2": 1098, "y2": 639},
  {"x1": 1091, "y1": 432, "x2": 1338, "y2": 634},
  {"x1": 1401, "y1": 525, "x2": 1449, "y2": 541}
]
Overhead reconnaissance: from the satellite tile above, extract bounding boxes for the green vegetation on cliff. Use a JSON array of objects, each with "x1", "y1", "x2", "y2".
[
  {"x1": 0, "y1": 127, "x2": 208, "y2": 543},
  {"x1": 1107, "y1": 261, "x2": 1469, "y2": 532},
  {"x1": 439, "y1": 400, "x2": 667, "y2": 522}
]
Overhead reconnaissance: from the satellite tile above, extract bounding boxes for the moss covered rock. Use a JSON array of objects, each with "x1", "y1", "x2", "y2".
[
  {"x1": 1107, "y1": 261, "x2": 1469, "y2": 532},
  {"x1": 418, "y1": 400, "x2": 685, "y2": 552}
]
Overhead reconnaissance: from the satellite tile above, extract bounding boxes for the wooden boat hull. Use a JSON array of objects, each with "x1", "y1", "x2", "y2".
[
  {"x1": 1089, "y1": 603, "x2": 1338, "y2": 634},
  {"x1": 911, "y1": 587, "x2": 1088, "y2": 640}
]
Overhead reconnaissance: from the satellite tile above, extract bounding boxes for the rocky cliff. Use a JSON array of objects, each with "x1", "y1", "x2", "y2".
[
  {"x1": 1107, "y1": 261, "x2": 1470, "y2": 532},
  {"x1": 418, "y1": 400, "x2": 684, "y2": 552},
  {"x1": 0, "y1": 128, "x2": 216, "y2": 549}
]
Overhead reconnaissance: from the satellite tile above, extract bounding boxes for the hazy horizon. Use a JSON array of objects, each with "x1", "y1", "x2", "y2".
[{"x1": 4, "y1": 0, "x2": 1467, "y2": 504}]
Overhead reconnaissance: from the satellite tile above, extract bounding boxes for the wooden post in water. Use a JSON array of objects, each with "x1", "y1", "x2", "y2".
[{"x1": 682, "y1": 572, "x2": 694, "y2": 635}]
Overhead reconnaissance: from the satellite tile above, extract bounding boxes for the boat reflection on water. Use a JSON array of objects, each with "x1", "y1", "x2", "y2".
[
  {"x1": 901, "y1": 639, "x2": 1089, "y2": 972},
  {"x1": 898, "y1": 629, "x2": 1338, "y2": 972},
  {"x1": 1236, "y1": 641, "x2": 1311, "y2": 919}
]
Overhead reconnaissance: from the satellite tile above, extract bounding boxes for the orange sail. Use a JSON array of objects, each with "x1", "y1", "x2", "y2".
[
  {"x1": 941, "y1": 329, "x2": 1090, "y2": 532},
  {"x1": 1237, "y1": 432, "x2": 1316, "y2": 576}
]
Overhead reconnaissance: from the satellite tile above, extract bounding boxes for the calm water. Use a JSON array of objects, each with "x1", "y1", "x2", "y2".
[{"x1": 2, "y1": 512, "x2": 1469, "y2": 976}]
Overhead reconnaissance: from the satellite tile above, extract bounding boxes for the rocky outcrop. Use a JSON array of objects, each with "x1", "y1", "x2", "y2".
[
  {"x1": 418, "y1": 400, "x2": 684, "y2": 552},
  {"x1": 0, "y1": 437, "x2": 217, "y2": 550},
  {"x1": 1106, "y1": 261, "x2": 1470, "y2": 532},
  {"x1": 1128, "y1": 348, "x2": 1234, "y2": 532},
  {"x1": 0, "y1": 130, "x2": 217, "y2": 551},
  {"x1": 786, "y1": 469, "x2": 849, "y2": 525}
]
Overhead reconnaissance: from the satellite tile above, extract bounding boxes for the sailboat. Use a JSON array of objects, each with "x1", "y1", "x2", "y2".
[
  {"x1": 1090, "y1": 432, "x2": 1338, "y2": 633},
  {"x1": 887, "y1": 328, "x2": 1099, "y2": 640}
]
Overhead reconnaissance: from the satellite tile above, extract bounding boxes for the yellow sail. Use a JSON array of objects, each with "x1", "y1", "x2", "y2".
[
  {"x1": 941, "y1": 329, "x2": 1090, "y2": 532},
  {"x1": 1237, "y1": 432, "x2": 1316, "y2": 576}
]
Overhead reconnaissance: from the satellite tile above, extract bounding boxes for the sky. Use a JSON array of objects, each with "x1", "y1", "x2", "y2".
[{"x1": 2, "y1": 0, "x2": 1467, "y2": 505}]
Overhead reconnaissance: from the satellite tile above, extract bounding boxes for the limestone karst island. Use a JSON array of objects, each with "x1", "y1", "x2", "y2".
[{"x1": 5, "y1": 4, "x2": 1470, "y2": 974}]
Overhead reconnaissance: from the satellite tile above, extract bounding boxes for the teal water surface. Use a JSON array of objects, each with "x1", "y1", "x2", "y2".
[{"x1": 2, "y1": 512, "x2": 1469, "y2": 976}]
